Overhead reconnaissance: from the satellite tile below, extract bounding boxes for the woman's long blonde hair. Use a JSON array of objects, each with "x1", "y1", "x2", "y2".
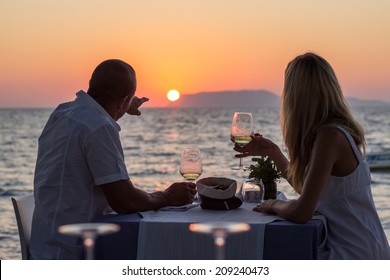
[{"x1": 281, "y1": 52, "x2": 365, "y2": 191}]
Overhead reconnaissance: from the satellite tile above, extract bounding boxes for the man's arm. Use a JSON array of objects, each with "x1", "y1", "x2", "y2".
[{"x1": 99, "y1": 179, "x2": 196, "y2": 214}]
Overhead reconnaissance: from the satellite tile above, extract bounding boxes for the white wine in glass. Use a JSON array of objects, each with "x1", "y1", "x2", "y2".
[
  {"x1": 231, "y1": 112, "x2": 253, "y2": 170},
  {"x1": 180, "y1": 148, "x2": 202, "y2": 181}
]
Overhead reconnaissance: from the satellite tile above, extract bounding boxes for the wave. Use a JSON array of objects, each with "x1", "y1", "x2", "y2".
[{"x1": 0, "y1": 188, "x2": 32, "y2": 197}]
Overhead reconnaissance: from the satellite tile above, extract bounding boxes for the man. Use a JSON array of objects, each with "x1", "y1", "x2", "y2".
[{"x1": 30, "y1": 59, "x2": 196, "y2": 259}]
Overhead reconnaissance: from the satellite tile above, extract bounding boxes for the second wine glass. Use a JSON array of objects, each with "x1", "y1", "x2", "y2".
[
  {"x1": 231, "y1": 112, "x2": 253, "y2": 170},
  {"x1": 180, "y1": 148, "x2": 202, "y2": 202},
  {"x1": 180, "y1": 148, "x2": 202, "y2": 181}
]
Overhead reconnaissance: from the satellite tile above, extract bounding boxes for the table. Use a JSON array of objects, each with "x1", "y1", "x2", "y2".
[{"x1": 94, "y1": 203, "x2": 326, "y2": 260}]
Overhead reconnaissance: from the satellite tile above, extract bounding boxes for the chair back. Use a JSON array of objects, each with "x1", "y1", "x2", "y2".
[{"x1": 11, "y1": 194, "x2": 35, "y2": 260}]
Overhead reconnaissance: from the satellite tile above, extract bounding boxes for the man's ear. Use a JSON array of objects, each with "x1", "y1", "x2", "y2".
[
  {"x1": 109, "y1": 97, "x2": 125, "y2": 120},
  {"x1": 116, "y1": 97, "x2": 126, "y2": 110}
]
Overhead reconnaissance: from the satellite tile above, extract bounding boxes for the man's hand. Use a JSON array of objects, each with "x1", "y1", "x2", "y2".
[
  {"x1": 163, "y1": 182, "x2": 197, "y2": 206},
  {"x1": 127, "y1": 96, "x2": 149, "y2": 116}
]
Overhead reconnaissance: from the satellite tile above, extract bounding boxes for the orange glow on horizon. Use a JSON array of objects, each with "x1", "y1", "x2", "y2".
[{"x1": 0, "y1": 1, "x2": 389, "y2": 108}]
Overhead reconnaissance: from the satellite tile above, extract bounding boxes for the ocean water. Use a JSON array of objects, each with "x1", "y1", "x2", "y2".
[{"x1": 0, "y1": 107, "x2": 389, "y2": 260}]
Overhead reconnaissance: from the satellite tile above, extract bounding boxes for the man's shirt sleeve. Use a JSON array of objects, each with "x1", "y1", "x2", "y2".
[{"x1": 85, "y1": 123, "x2": 130, "y2": 186}]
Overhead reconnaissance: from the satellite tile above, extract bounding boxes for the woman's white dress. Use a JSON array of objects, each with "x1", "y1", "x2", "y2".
[{"x1": 316, "y1": 126, "x2": 390, "y2": 259}]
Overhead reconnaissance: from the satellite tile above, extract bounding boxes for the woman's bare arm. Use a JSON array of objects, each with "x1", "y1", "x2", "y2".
[{"x1": 253, "y1": 127, "x2": 349, "y2": 223}]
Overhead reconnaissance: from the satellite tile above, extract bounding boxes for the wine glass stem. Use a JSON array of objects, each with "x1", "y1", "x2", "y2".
[
  {"x1": 194, "y1": 192, "x2": 199, "y2": 202},
  {"x1": 214, "y1": 229, "x2": 226, "y2": 260},
  {"x1": 239, "y1": 157, "x2": 243, "y2": 169},
  {"x1": 186, "y1": 179, "x2": 199, "y2": 202},
  {"x1": 83, "y1": 231, "x2": 96, "y2": 260}
]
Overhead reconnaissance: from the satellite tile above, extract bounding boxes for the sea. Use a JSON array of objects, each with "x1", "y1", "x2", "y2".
[{"x1": 0, "y1": 106, "x2": 389, "y2": 260}]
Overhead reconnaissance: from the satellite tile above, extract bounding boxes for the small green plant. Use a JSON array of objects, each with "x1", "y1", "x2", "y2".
[
  {"x1": 247, "y1": 157, "x2": 282, "y2": 200},
  {"x1": 247, "y1": 157, "x2": 281, "y2": 184}
]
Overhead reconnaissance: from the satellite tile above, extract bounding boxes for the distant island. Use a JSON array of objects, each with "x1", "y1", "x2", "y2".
[
  {"x1": 345, "y1": 97, "x2": 390, "y2": 107},
  {"x1": 167, "y1": 90, "x2": 279, "y2": 108},
  {"x1": 166, "y1": 89, "x2": 390, "y2": 108}
]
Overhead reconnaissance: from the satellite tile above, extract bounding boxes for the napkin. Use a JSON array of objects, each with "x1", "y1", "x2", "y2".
[{"x1": 159, "y1": 202, "x2": 199, "y2": 212}]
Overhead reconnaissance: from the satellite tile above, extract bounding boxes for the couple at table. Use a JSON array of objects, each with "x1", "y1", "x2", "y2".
[{"x1": 30, "y1": 53, "x2": 390, "y2": 259}]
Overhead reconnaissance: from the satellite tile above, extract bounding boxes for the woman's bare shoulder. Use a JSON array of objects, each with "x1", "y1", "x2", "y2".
[{"x1": 316, "y1": 126, "x2": 346, "y2": 144}]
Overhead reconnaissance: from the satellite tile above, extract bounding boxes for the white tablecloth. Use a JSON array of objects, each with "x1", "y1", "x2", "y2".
[{"x1": 137, "y1": 202, "x2": 281, "y2": 259}]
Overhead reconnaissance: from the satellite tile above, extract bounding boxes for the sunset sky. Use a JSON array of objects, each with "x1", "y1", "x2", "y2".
[{"x1": 0, "y1": 0, "x2": 389, "y2": 108}]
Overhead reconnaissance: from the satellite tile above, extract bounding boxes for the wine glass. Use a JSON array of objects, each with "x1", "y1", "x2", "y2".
[
  {"x1": 58, "y1": 223, "x2": 120, "y2": 260},
  {"x1": 189, "y1": 222, "x2": 250, "y2": 260},
  {"x1": 180, "y1": 148, "x2": 202, "y2": 181},
  {"x1": 231, "y1": 112, "x2": 253, "y2": 170},
  {"x1": 180, "y1": 148, "x2": 202, "y2": 202}
]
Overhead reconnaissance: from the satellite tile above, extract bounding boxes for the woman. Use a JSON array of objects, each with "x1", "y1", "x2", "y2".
[{"x1": 235, "y1": 52, "x2": 390, "y2": 259}]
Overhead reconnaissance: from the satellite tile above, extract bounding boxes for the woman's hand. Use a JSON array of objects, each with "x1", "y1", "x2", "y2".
[
  {"x1": 252, "y1": 199, "x2": 276, "y2": 214},
  {"x1": 234, "y1": 133, "x2": 277, "y2": 158},
  {"x1": 235, "y1": 133, "x2": 290, "y2": 181},
  {"x1": 127, "y1": 96, "x2": 149, "y2": 116}
]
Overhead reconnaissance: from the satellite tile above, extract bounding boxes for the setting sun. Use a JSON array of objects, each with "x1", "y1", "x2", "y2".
[{"x1": 167, "y1": 89, "x2": 180, "y2": 102}]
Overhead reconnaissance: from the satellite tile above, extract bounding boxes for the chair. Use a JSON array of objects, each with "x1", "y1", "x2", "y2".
[{"x1": 11, "y1": 194, "x2": 35, "y2": 260}]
